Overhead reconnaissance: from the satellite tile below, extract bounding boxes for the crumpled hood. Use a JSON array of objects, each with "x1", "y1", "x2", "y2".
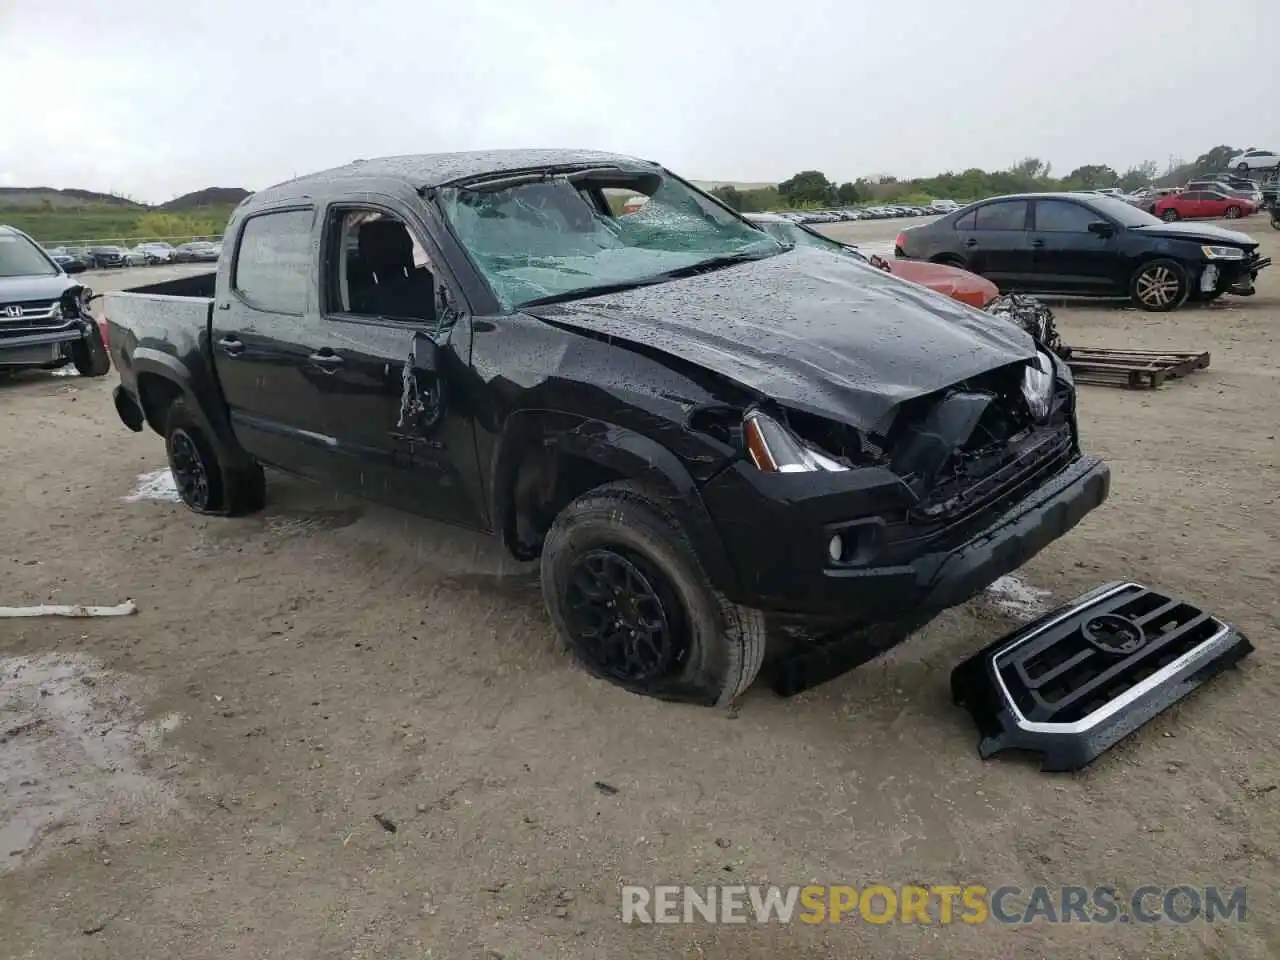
[
  {"x1": 0, "y1": 273, "x2": 76, "y2": 304},
  {"x1": 523, "y1": 245, "x2": 1035, "y2": 427},
  {"x1": 1132, "y1": 221, "x2": 1258, "y2": 248}
]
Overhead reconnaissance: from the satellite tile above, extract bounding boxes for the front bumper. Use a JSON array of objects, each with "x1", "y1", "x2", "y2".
[
  {"x1": 1204, "y1": 254, "x2": 1271, "y2": 296},
  {"x1": 703, "y1": 453, "x2": 1110, "y2": 621}
]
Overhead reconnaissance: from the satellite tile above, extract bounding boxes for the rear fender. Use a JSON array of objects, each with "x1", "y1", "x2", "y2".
[
  {"x1": 491, "y1": 410, "x2": 741, "y2": 598},
  {"x1": 129, "y1": 348, "x2": 253, "y2": 471}
]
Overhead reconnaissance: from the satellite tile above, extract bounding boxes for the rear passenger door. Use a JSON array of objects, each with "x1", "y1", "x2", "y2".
[
  {"x1": 212, "y1": 206, "x2": 336, "y2": 479},
  {"x1": 962, "y1": 199, "x2": 1032, "y2": 289}
]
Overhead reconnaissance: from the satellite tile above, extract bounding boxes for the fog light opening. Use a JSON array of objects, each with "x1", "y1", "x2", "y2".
[{"x1": 828, "y1": 535, "x2": 845, "y2": 564}]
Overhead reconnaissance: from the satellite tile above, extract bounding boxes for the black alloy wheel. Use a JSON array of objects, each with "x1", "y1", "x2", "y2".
[
  {"x1": 168, "y1": 427, "x2": 212, "y2": 510},
  {"x1": 562, "y1": 548, "x2": 684, "y2": 683}
]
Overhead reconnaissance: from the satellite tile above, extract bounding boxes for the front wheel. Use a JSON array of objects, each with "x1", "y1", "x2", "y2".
[
  {"x1": 1130, "y1": 259, "x2": 1189, "y2": 312},
  {"x1": 541, "y1": 481, "x2": 766, "y2": 705},
  {"x1": 1238, "y1": 162, "x2": 1250, "y2": 173},
  {"x1": 1225, "y1": 206, "x2": 1242, "y2": 219},
  {"x1": 1271, "y1": 214, "x2": 1280, "y2": 231}
]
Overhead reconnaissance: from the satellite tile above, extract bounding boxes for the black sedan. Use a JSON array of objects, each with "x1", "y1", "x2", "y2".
[
  {"x1": 86, "y1": 245, "x2": 127, "y2": 268},
  {"x1": 895, "y1": 193, "x2": 1271, "y2": 311},
  {"x1": 172, "y1": 241, "x2": 219, "y2": 263}
]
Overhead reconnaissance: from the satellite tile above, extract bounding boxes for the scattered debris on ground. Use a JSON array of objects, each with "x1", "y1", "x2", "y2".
[{"x1": 0, "y1": 600, "x2": 138, "y2": 619}]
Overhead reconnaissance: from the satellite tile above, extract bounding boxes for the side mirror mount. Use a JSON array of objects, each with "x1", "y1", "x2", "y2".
[{"x1": 1087, "y1": 220, "x2": 1114, "y2": 237}]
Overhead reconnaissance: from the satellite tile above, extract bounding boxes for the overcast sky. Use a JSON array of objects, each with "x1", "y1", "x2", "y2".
[{"x1": 2, "y1": 0, "x2": 1274, "y2": 203}]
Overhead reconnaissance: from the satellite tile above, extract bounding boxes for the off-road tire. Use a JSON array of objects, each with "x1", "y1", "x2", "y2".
[
  {"x1": 163, "y1": 397, "x2": 265, "y2": 515},
  {"x1": 541, "y1": 480, "x2": 766, "y2": 706},
  {"x1": 1130, "y1": 259, "x2": 1189, "y2": 312}
]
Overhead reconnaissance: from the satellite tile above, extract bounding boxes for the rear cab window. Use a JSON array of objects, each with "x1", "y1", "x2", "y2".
[{"x1": 232, "y1": 208, "x2": 316, "y2": 314}]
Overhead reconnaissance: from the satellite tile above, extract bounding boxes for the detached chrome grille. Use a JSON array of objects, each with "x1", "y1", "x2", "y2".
[
  {"x1": 994, "y1": 583, "x2": 1229, "y2": 729},
  {"x1": 952, "y1": 580, "x2": 1252, "y2": 771}
]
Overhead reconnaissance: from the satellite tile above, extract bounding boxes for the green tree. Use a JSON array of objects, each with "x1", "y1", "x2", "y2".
[
  {"x1": 1065, "y1": 165, "x2": 1120, "y2": 189},
  {"x1": 736, "y1": 187, "x2": 781, "y2": 212},
  {"x1": 709, "y1": 185, "x2": 744, "y2": 211},
  {"x1": 1119, "y1": 161, "x2": 1159, "y2": 192},
  {"x1": 777, "y1": 170, "x2": 836, "y2": 206},
  {"x1": 1013, "y1": 157, "x2": 1049, "y2": 180},
  {"x1": 836, "y1": 182, "x2": 860, "y2": 204},
  {"x1": 1191, "y1": 145, "x2": 1239, "y2": 176}
]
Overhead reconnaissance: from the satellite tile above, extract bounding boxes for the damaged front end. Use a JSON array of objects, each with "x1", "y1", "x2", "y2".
[
  {"x1": 698, "y1": 350, "x2": 1109, "y2": 634},
  {"x1": 1199, "y1": 247, "x2": 1272, "y2": 298}
]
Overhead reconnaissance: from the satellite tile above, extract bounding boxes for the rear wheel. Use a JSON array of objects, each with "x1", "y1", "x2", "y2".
[
  {"x1": 1161, "y1": 208, "x2": 1180, "y2": 222},
  {"x1": 1130, "y1": 259, "x2": 1189, "y2": 312},
  {"x1": 1225, "y1": 206, "x2": 1242, "y2": 219},
  {"x1": 931, "y1": 254, "x2": 967, "y2": 269},
  {"x1": 541, "y1": 481, "x2": 766, "y2": 706},
  {"x1": 163, "y1": 397, "x2": 265, "y2": 515}
]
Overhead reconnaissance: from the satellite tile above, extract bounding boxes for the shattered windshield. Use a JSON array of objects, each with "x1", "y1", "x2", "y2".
[{"x1": 438, "y1": 170, "x2": 783, "y2": 310}]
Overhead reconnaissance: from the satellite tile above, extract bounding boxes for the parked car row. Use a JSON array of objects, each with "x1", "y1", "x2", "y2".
[
  {"x1": 42, "y1": 239, "x2": 223, "y2": 270},
  {"x1": 767, "y1": 201, "x2": 956, "y2": 224}
]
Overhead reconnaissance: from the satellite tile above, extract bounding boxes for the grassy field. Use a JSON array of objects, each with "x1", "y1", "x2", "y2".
[{"x1": 0, "y1": 204, "x2": 238, "y2": 246}]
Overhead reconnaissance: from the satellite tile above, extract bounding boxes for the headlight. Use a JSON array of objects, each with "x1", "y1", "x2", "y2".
[
  {"x1": 743, "y1": 410, "x2": 849, "y2": 473},
  {"x1": 1202, "y1": 245, "x2": 1245, "y2": 260},
  {"x1": 1021, "y1": 351, "x2": 1054, "y2": 421}
]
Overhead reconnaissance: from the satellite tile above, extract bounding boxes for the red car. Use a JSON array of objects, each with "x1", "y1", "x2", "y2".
[
  {"x1": 882, "y1": 257, "x2": 998, "y2": 308},
  {"x1": 1153, "y1": 190, "x2": 1256, "y2": 222},
  {"x1": 746, "y1": 214, "x2": 999, "y2": 308}
]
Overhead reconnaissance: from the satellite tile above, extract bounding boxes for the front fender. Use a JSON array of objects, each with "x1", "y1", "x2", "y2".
[{"x1": 490, "y1": 410, "x2": 743, "y2": 600}]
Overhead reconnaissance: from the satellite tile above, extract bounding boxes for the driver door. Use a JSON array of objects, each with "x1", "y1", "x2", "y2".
[{"x1": 305, "y1": 199, "x2": 485, "y2": 527}]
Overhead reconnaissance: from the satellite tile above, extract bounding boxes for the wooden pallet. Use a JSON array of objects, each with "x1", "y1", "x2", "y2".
[{"x1": 1066, "y1": 347, "x2": 1211, "y2": 389}]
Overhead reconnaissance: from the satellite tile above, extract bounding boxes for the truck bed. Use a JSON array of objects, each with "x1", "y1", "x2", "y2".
[{"x1": 103, "y1": 273, "x2": 218, "y2": 416}]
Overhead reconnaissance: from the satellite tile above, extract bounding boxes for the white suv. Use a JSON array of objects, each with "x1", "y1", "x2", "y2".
[{"x1": 1229, "y1": 148, "x2": 1279, "y2": 172}]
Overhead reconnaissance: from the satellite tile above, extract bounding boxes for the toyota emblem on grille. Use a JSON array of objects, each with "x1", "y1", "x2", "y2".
[
  {"x1": 3, "y1": 305, "x2": 21, "y2": 318},
  {"x1": 1082, "y1": 613, "x2": 1147, "y2": 656}
]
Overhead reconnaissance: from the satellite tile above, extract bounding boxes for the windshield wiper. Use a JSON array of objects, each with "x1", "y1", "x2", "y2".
[
  {"x1": 655, "y1": 247, "x2": 781, "y2": 279},
  {"x1": 515, "y1": 246, "x2": 783, "y2": 309},
  {"x1": 517, "y1": 277, "x2": 670, "y2": 308}
]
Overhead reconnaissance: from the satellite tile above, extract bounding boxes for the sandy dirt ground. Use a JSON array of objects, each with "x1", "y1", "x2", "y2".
[{"x1": 2, "y1": 221, "x2": 1279, "y2": 960}]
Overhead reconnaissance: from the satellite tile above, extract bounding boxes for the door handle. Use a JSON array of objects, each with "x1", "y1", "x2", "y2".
[
  {"x1": 308, "y1": 352, "x2": 344, "y2": 372},
  {"x1": 963, "y1": 238, "x2": 978, "y2": 247},
  {"x1": 1030, "y1": 239, "x2": 1045, "y2": 248},
  {"x1": 217, "y1": 336, "x2": 245, "y2": 357}
]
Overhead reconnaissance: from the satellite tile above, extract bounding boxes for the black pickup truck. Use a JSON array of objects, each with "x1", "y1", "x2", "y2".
[
  {"x1": 1, "y1": 225, "x2": 111, "y2": 376},
  {"x1": 104, "y1": 150, "x2": 1110, "y2": 704}
]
